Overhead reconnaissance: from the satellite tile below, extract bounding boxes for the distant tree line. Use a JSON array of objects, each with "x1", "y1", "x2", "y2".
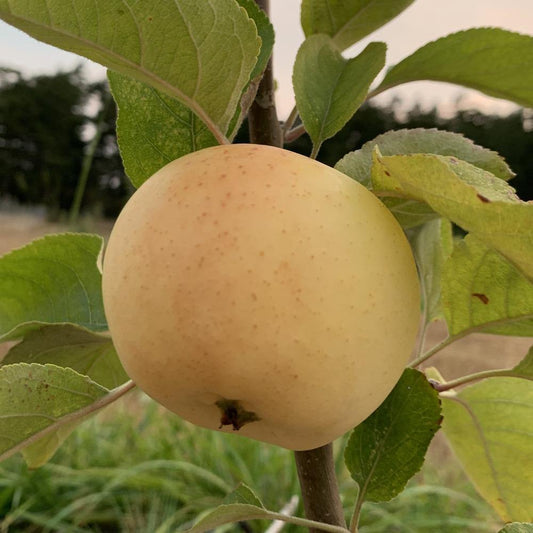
[
  {"x1": 1, "y1": 66, "x2": 531, "y2": 219},
  {"x1": 0, "y1": 66, "x2": 130, "y2": 219}
]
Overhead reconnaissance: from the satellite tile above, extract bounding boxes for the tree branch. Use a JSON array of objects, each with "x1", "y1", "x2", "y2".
[
  {"x1": 248, "y1": 0, "x2": 282, "y2": 148},
  {"x1": 294, "y1": 444, "x2": 347, "y2": 532}
]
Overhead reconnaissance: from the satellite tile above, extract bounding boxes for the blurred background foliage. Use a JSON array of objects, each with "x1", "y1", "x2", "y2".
[
  {"x1": 0, "y1": 392, "x2": 500, "y2": 533},
  {"x1": 0, "y1": 66, "x2": 131, "y2": 220},
  {"x1": 1, "y1": 65, "x2": 531, "y2": 222}
]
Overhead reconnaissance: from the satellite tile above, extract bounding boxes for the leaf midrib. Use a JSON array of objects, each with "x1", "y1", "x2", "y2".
[
  {"x1": 450, "y1": 395, "x2": 513, "y2": 520},
  {"x1": 357, "y1": 382, "x2": 416, "y2": 501},
  {"x1": 332, "y1": 0, "x2": 375, "y2": 48},
  {"x1": 1, "y1": 8, "x2": 229, "y2": 143}
]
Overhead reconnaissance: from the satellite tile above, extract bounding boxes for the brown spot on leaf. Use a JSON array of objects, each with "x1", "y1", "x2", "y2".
[
  {"x1": 477, "y1": 193, "x2": 490, "y2": 203},
  {"x1": 472, "y1": 293, "x2": 489, "y2": 304}
]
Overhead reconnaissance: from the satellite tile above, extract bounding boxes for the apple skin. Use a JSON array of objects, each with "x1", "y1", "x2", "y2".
[{"x1": 102, "y1": 144, "x2": 420, "y2": 450}]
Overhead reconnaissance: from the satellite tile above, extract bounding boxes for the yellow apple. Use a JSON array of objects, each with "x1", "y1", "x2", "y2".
[{"x1": 102, "y1": 144, "x2": 420, "y2": 450}]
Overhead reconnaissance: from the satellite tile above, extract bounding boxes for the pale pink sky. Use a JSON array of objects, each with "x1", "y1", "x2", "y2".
[{"x1": 1, "y1": 0, "x2": 532, "y2": 118}]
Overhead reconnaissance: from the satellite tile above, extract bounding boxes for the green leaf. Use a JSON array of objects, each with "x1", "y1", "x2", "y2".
[
  {"x1": 108, "y1": 71, "x2": 218, "y2": 188},
  {"x1": 0, "y1": 363, "x2": 109, "y2": 464},
  {"x1": 499, "y1": 524, "x2": 533, "y2": 533},
  {"x1": 376, "y1": 28, "x2": 533, "y2": 108},
  {"x1": 442, "y1": 235, "x2": 533, "y2": 337},
  {"x1": 20, "y1": 419, "x2": 81, "y2": 469},
  {"x1": 335, "y1": 128, "x2": 514, "y2": 227},
  {"x1": 0, "y1": 0, "x2": 261, "y2": 142},
  {"x1": 2, "y1": 324, "x2": 128, "y2": 389},
  {"x1": 335, "y1": 128, "x2": 515, "y2": 188},
  {"x1": 301, "y1": 0, "x2": 415, "y2": 51},
  {"x1": 344, "y1": 369, "x2": 441, "y2": 503},
  {"x1": 442, "y1": 378, "x2": 533, "y2": 522},
  {"x1": 513, "y1": 347, "x2": 533, "y2": 379},
  {"x1": 223, "y1": 483, "x2": 264, "y2": 507},
  {"x1": 0, "y1": 234, "x2": 106, "y2": 342},
  {"x1": 409, "y1": 218, "x2": 453, "y2": 323},
  {"x1": 236, "y1": 0, "x2": 275, "y2": 82},
  {"x1": 184, "y1": 504, "x2": 268, "y2": 533},
  {"x1": 371, "y1": 152, "x2": 533, "y2": 280},
  {"x1": 226, "y1": 0, "x2": 275, "y2": 140},
  {"x1": 184, "y1": 503, "x2": 349, "y2": 533},
  {"x1": 227, "y1": 0, "x2": 275, "y2": 140},
  {"x1": 293, "y1": 36, "x2": 385, "y2": 155}
]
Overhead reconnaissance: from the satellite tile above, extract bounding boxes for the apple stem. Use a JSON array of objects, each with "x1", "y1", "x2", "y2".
[
  {"x1": 248, "y1": 0, "x2": 283, "y2": 148},
  {"x1": 294, "y1": 444, "x2": 347, "y2": 532}
]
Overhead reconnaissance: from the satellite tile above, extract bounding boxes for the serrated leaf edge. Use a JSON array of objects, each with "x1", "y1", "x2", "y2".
[{"x1": 374, "y1": 27, "x2": 533, "y2": 106}]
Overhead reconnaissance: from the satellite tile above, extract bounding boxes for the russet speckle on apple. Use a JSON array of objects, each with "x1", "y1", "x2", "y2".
[{"x1": 102, "y1": 144, "x2": 420, "y2": 450}]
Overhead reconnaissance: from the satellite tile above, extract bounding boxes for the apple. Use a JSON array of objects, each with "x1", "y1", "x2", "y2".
[{"x1": 102, "y1": 144, "x2": 420, "y2": 450}]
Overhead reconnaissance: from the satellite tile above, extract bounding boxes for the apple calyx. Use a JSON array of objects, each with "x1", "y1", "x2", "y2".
[{"x1": 216, "y1": 399, "x2": 260, "y2": 431}]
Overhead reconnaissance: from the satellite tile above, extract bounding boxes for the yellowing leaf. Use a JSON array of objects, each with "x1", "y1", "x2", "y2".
[
  {"x1": 513, "y1": 348, "x2": 533, "y2": 380},
  {"x1": 372, "y1": 152, "x2": 533, "y2": 280},
  {"x1": 335, "y1": 128, "x2": 514, "y2": 227},
  {"x1": 336, "y1": 128, "x2": 515, "y2": 188},
  {"x1": 442, "y1": 378, "x2": 533, "y2": 522},
  {"x1": 442, "y1": 235, "x2": 533, "y2": 337}
]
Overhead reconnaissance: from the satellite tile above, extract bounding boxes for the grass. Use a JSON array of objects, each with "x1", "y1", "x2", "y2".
[{"x1": 0, "y1": 391, "x2": 501, "y2": 533}]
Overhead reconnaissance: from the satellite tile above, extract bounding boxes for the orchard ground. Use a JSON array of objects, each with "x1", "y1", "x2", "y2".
[{"x1": 0, "y1": 206, "x2": 530, "y2": 522}]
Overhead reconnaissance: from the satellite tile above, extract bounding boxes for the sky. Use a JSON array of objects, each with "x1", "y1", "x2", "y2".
[{"x1": 1, "y1": 0, "x2": 532, "y2": 119}]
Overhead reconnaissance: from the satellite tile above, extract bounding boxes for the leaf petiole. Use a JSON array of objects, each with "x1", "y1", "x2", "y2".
[
  {"x1": 433, "y1": 368, "x2": 531, "y2": 392},
  {"x1": 310, "y1": 143, "x2": 321, "y2": 160},
  {"x1": 409, "y1": 335, "x2": 458, "y2": 368},
  {"x1": 285, "y1": 123, "x2": 307, "y2": 143},
  {"x1": 282, "y1": 105, "x2": 299, "y2": 140},
  {"x1": 349, "y1": 489, "x2": 365, "y2": 532},
  {"x1": 411, "y1": 311, "x2": 533, "y2": 369}
]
